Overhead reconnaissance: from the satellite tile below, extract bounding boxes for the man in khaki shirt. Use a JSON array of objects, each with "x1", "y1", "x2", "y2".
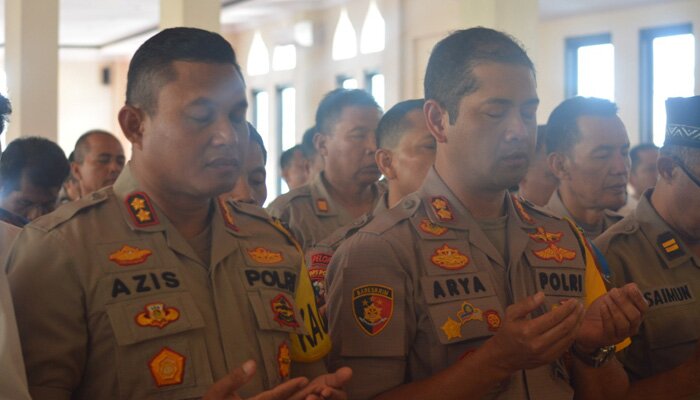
[
  {"x1": 6, "y1": 27, "x2": 349, "y2": 400},
  {"x1": 306, "y1": 99, "x2": 435, "y2": 311},
  {"x1": 327, "y1": 27, "x2": 648, "y2": 400},
  {"x1": 267, "y1": 89, "x2": 384, "y2": 250},
  {"x1": 595, "y1": 96, "x2": 700, "y2": 399},
  {"x1": 71, "y1": 129, "x2": 126, "y2": 197},
  {"x1": 545, "y1": 97, "x2": 628, "y2": 240}
]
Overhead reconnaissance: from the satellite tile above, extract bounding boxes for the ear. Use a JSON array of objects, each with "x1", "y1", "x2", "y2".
[
  {"x1": 118, "y1": 105, "x2": 146, "y2": 151},
  {"x1": 548, "y1": 152, "x2": 570, "y2": 181},
  {"x1": 70, "y1": 162, "x2": 82, "y2": 181},
  {"x1": 314, "y1": 132, "x2": 329, "y2": 158},
  {"x1": 657, "y1": 156, "x2": 676, "y2": 182},
  {"x1": 424, "y1": 100, "x2": 449, "y2": 144},
  {"x1": 375, "y1": 149, "x2": 397, "y2": 179}
]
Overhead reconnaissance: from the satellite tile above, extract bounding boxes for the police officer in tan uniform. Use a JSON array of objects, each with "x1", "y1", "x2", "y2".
[
  {"x1": 6, "y1": 28, "x2": 350, "y2": 400},
  {"x1": 306, "y1": 99, "x2": 435, "y2": 311},
  {"x1": 327, "y1": 27, "x2": 648, "y2": 400},
  {"x1": 595, "y1": 96, "x2": 700, "y2": 399},
  {"x1": 267, "y1": 89, "x2": 384, "y2": 251},
  {"x1": 544, "y1": 97, "x2": 628, "y2": 240}
]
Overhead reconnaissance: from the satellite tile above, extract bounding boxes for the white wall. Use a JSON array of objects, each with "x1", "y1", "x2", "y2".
[{"x1": 537, "y1": 0, "x2": 700, "y2": 146}]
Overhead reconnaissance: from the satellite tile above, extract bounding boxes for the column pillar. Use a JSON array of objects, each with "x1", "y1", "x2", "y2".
[
  {"x1": 160, "y1": 0, "x2": 221, "y2": 32},
  {"x1": 5, "y1": 0, "x2": 59, "y2": 142}
]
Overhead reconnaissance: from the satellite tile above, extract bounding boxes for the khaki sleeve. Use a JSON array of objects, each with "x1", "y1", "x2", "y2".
[
  {"x1": 6, "y1": 227, "x2": 87, "y2": 400},
  {"x1": 326, "y1": 233, "x2": 410, "y2": 399}
]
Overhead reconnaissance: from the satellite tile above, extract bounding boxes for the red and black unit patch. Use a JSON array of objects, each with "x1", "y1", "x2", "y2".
[
  {"x1": 483, "y1": 309, "x2": 501, "y2": 332},
  {"x1": 149, "y1": 347, "x2": 185, "y2": 387},
  {"x1": 218, "y1": 198, "x2": 239, "y2": 232},
  {"x1": 430, "y1": 196, "x2": 454, "y2": 222},
  {"x1": 277, "y1": 341, "x2": 291, "y2": 380},
  {"x1": 270, "y1": 293, "x2": 300, "y2": 328},
  {"x1": 352, "y1": 284, "x2": 394, "y2": 336},
  {"x1": 657, "y1": 232, "x2": 685, "y2": 261},
  {"x1": 308, "y1": 251, "x2": 331, "y2": 307},
  {"x1": 125, "y1": 192, "x2": 159, "y2": 227}
]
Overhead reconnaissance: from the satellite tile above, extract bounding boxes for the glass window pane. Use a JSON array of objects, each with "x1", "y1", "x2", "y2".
[
  {"x1": 280, "y1": 87, "x2": 296, "y2": 151},
  {"x1": 272, "y1": 44, "x2": 297, "y2": 71},
  {"x1": 370, "y1": 73, "x2": 385, "y2": 109},
  {"x1": 332, "y1": 8, "x2": 357, "y2": 60},
  {"x1": 342, "y1": 78, "x2": 358, "y2": 89},
  {"x1": 652, "y1": 34, "x2": 695, "y2": 147},
  {"x1": 247, "y1": 32, "x2": 270, "y2": 76},
  {"x1": 576, "y1": 43, "x2": 615, "y2": 101},
  {"x1": 360, "y1": 0, "x2": 385, "y2": 54},
  {"x1": 254, "y1": 91, "x2": 269, "y2": 149}
]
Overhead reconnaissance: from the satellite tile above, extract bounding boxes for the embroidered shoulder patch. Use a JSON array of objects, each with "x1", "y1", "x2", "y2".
[
  {"x1": 218, "y1": 198, "x2": 239, "y2": 232},
  {"x1": 431, "y1": 244, "x2": 469, "y2": 270},
  {"x1": 149, "y1": 347, "x2": 185, "y2": 387},
  {"x1": 126, "y1": 192, "x2": 159, "y2": 227},
  {"x1": 270, "y1": 293, "x2": 300, "y2": 328},
  {"x1": 352, "y1": 284, "x2": 394, "y2": 336},
  {"x1": 109, "y1": 245, "x2": 152, "y2": 266},
  {"x1": 136, "y1": 302, "x2": 180, "y2": 329},
  {"x1": 248, "y1": 247, "x2": 284, "y2": 264},
  {"x1": 430, "y1": 196, "x2": 454, "y2": 222},
  {"x1": 528, "y1": 227, "x2": 576, "y2": 263},
  {"x1": 512, "y1": 194, "x2": 535, "y2": 225}
]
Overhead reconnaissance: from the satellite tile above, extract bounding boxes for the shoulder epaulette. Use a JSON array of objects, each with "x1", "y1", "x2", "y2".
[
  {"x1": 31, "y1": 188, "x2": 111, "y2": 232},
  {"x1": 266, "y1": 186, "x2": 312, "y2": 210},
  {"x1": 361, "y1": 194, "x2": 420, "y2": 235},
  {"x1": 515, "y1": 195, "x2": 562, "y2": 221},
  {"x1": 230, "y1": 199, "x2": 273, "y2": 222},
  {"x1": 323, "y1": 213, "x2": 374, "y2": 249}
]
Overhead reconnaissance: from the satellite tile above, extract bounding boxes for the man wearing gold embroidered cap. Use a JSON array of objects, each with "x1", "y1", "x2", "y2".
[
  {"x1": 6, "y1": 27, "x2": 349, "y2": 400},
  {"x1": 326, "y1": 27, "x2": 647, "y2": 400},
  {"x1": 595, "y1": 95, "x2": 700, "y2": 399}
]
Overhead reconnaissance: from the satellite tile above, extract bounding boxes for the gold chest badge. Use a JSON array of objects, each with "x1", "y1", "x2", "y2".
[
  {"x1": 136, "y1": 302, "x2": 180, "y2": 329},
  {"x1": 528, "y1": 227, "x2": 576, "y2": 263},
  {"x1": 419, "y1": 219, "x2": 448, "y2": 236},
  {"x1": 431, "y1": 244, "x2": 469, "y2": 270},
  {"x1": 109, "y1": 245, "x2": 152, "y2": 266},
  {"x1": 149, "y1": 347, "x2": 184, "y2": 387},
  {"x1": 247, "y1": 247, "x2": 284, "y2": 264}
]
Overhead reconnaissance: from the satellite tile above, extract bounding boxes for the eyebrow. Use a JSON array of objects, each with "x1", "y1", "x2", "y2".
[{"x1": 483, "y1": 98, "x2": 540, "y2": 106}]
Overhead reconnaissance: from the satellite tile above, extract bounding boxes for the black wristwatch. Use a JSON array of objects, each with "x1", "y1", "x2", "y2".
[{"x1": 571, "y1": 344, "x2": 616, "y2": 368}]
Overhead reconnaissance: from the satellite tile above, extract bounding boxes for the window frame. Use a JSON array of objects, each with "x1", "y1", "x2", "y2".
[
  {"x1": 564, "y1": 33, "x2": 613, "y2": 99},
  {"x1": 276, "y1": 84, "x2": 295, "y2": 196},
  {"x1": 639, "y1": 23, "x2": 693, "y2": 143}
]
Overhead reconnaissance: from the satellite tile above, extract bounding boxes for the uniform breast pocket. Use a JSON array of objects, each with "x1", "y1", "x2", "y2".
[
  {"x1": 247, "y1": 289, "x2": 308, "y2": 387},
  {"x1": 420, "y1": 272, "x2": 505, "y2": 345},
  {"x1": 106, "y1": 291, "x2": 213, "y2": 399}
]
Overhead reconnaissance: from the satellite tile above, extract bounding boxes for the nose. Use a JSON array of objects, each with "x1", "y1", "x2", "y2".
[
  {"x1": 230, "y1": 175, "x2": 255, "y2": 204},
  {"x1": 504, "y1": 113, "x2": 531, "y2": 142},
  {"x1": 211, "y1": 117, "x2": 245, "y2": 148},
  {"x1": 612, "y1": 150, "x2": 631, "y2": 177},
  {"x1": 366, "y1": 131, "x2": 378, "y2": 155}
]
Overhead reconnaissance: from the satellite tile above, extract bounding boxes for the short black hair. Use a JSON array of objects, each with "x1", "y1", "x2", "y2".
[
  {"x1": 630, "y1": 143, "x2": 659, "y2": 173},
  {"x1": 424, "y1": 27, "x2": 534, "y2": 124},
  {"x1": 315, "y1": 89, "x2": 380, "y2": 135},
  {"x1": 376, "y1": 99, "x2": 425, "y2": 150},
  {"x1": 0, "y1": 137, "x2": 70, "y2": 194},
  {"x1": 126, "y1": 27, "x2": 241, "y2": 115},
  {"x1": 248, "y1": 122, "x2": 267, "y2": 164},
  {"x1": 281, "y1": 145, "x2": 302, "y2": 170},
  {"x1": 0, "y1": 94, "x2": 11, "y2": 134},
  {"x1": 545, "y1": 96, "x2": 619, "y2": 154},
  {"x1": 300, "y1": 126, "x2": 317, "y2": 159},
  {"x1": 73, "y1": 129, "x2": 120, "y2": 163}
]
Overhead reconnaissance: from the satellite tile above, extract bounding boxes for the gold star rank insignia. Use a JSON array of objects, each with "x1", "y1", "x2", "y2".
[
  {"x1": 125, "y1": 192, "x2": 159, "y2": 227},
  {"x1": 441, "y1": 317, "x2": 462, "y2": 340}
]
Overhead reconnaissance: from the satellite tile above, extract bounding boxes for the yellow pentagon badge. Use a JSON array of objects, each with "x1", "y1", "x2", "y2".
[
  {"x1": 109, "y1": 245, "x2": 153, "y2": 267},
  {"x1": 149, "y1": 347, "x2": 184, "y2": 387},
  {"x1": 136, "y1": 302, "x2": 180, "y2": 329},
  {"x1": 125, "y1": 192, "x2": 159, "y2": 227}
]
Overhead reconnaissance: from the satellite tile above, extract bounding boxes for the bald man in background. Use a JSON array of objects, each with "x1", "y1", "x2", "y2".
[{"x1": 71, "y1": 129, "x2": 125, "y2": 197}]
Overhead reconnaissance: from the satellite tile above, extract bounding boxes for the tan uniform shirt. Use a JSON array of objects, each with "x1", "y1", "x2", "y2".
[
  {"x1": 595, "y1": 192, "x2": 700, "y2": 392},
  {"x1": 306, "y1": 194, "x2": 389, "y2": 310},
  {"x1": 546, "y1": 189, "x2": 623, "y2": 240},
  {"x1": 267, "y1": 172, "x2": 383, "y2": 250},
  {"x1": 0, "y1": 221, "x2": 31, "y2": 400},
  {"x1": 327, "y1": 168, "x2": 607, "y2": 400},
  {"x1": 6, "y1": 166, "x2": 327, "y2": 400}
]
